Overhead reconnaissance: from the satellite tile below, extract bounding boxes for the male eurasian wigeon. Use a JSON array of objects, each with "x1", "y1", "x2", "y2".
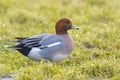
[{"x1": 9, "y1": 18, "x2": 79, "y2": 62}]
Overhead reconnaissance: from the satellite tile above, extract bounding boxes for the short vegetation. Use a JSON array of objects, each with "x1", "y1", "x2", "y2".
[{"x1": 0, "y1": 0, "x2": 120, "y2": 80}]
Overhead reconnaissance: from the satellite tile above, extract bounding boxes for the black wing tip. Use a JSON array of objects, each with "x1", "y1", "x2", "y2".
[
  {"x1": 7, "y1": 37, "x2": 27, "y2": 43},
  {"x1": 14, "y1": 37, "x2": 27, "y2": 43},
  {"x1": 15, "y1": 37, "x2": 27, "y2": 39},
  {"x1": 7, "y1": 46, "x2": 22, "y2": 49}
]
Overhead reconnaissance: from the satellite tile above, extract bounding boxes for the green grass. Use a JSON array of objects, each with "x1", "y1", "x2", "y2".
[{"x1": 0, "y1": 0, "x2": 120, "y2": 80}]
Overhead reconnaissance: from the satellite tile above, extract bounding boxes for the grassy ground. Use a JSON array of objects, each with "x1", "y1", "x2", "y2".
[{"x1": 0, "y1": 0, "x2": 120, "y2": 80}]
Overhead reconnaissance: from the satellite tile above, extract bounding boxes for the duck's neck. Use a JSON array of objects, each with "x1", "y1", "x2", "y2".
[{"x1": 56, "y1": 30, "x2": 68, "y2": 35}]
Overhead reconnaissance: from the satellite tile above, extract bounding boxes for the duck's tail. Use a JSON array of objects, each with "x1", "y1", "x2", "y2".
[{"x1": 7, "y1": 46, "x2": 22, "y2": 50}]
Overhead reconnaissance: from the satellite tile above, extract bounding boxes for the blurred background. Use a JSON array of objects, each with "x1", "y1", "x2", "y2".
[{"x1": 0, "y1": 0, "x2": 120, "y2": 80}]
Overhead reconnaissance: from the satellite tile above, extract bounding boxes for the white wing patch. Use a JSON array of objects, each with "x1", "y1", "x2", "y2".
[{"x1": 47, "y1": 42, "x2": 61, "y2": 47}]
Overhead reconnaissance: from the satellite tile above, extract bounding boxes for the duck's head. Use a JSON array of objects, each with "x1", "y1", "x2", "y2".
[{"x1": 55, "y1": 18, "x2": 79, "y2": 35}]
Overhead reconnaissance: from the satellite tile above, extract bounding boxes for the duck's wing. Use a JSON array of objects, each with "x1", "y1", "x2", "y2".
[{"x1": 13, "y1": 34, "x2": 63, "y2": 49}]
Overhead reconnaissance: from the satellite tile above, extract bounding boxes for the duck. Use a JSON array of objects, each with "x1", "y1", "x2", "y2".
[{"x1": 9, "y1": 18, "x2": 79, "y2": 62}]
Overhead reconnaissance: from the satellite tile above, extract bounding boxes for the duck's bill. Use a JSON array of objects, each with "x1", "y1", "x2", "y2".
[{"x1": 71, "y1": 25, "x2": 79, "y2": 30}]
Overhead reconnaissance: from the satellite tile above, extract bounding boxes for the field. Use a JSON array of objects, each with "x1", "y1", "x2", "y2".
[{"x1": 0, "y1": 0, "x2": 120, "y2": 80}]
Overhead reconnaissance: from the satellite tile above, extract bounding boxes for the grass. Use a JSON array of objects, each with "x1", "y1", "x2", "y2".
[{"x1": 0, "y1": 0, "x2": 120, "y2": 80}]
